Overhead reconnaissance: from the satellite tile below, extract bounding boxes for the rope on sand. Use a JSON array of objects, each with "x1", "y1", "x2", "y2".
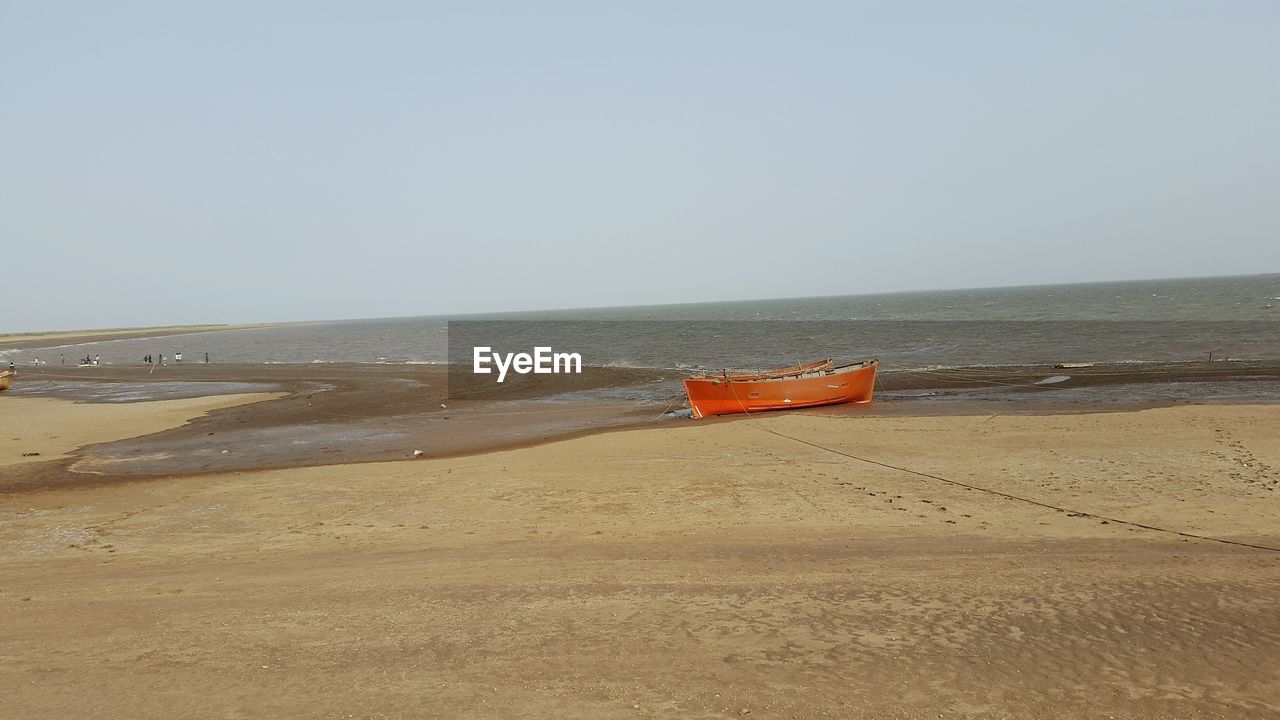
[
  {"x1": 726, "y1": 379, "x2": 1280, "y2": 554},
  {"x1": 650, "y1": 394, "x2": 688, "y2": 420}
]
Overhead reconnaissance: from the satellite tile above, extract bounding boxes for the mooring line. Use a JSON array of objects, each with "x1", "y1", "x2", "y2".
[{"x1": 723, "y1": 376, "x2": 1280, "y2": 554}]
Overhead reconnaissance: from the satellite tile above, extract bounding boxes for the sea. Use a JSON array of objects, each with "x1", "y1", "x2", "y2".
[
  {"x1": 5, "y1": 273, "x2": 1280, "y2": 410},
  {"x1": 6, "y1": 274, "x2": 1278, "y2": 370}
]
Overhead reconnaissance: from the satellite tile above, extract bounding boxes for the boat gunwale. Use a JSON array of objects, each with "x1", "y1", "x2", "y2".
[
  {"x1": 686, "y1": 359, "x2": 878, "y2": 385},
  {"x1": 719, "y1": 357, "x2": 833, "y2": 381}
]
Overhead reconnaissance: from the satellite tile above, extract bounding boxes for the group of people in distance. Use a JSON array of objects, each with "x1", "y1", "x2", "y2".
[
  {"x1": 11, "y1": 351, "x2": 211, "y2": 368},
  {"x1": 143, "y1": 352, "x2": 207, "y2": 365}
]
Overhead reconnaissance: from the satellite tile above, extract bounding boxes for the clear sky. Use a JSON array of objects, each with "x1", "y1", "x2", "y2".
[{"x1": 2, "y1": 1, "x2": 1277, "y2": 331}]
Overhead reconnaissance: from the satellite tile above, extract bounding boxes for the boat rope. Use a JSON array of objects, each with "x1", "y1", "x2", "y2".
[
  {"x1": 727, "y1": 381, "x2": 1280, "y2": 554},
  {"x1": 650, "y1": 394, "x2": 687, "y2": 420}
]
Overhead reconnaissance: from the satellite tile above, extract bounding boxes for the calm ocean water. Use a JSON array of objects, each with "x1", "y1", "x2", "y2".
[{"x1": 5, "y1": 274, "x2": 1279, "y2": 370}]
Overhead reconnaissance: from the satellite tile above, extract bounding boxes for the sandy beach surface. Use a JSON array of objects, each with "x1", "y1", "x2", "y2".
[
  {"x1": 0, "y1": 324, "x2": 276, "y2": 351},
  {"x1": 3, "y1": 385, "x2": 1280, "y2": 718},
  {"x1": 0, "y1": 393, "x2": 284, "y2": 468}
]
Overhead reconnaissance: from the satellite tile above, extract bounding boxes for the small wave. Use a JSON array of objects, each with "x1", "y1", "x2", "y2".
[
  {"x1": 881, "y1": 362, "x2": 1037, "y2": 372},
  {"x1": 1034, "y1": 375, "x2": 1071, "y2": 385}
]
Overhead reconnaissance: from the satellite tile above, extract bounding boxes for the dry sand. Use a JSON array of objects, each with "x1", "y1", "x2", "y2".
[
  {"x1": 3, "y1": 399, "x2": 1280, "y2": 718},
  {"x1": 0, "y1": 323, "x2": 271, "y2": 350}
]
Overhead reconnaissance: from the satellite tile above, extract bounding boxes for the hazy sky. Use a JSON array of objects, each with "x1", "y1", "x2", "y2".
[{"x1": 2, "y1": 2, "x2": 1277, "y2": 331}]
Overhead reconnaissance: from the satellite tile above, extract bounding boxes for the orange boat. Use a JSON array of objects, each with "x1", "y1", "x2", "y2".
[{"x1": 683, "y1": 359, "x2": 878, "y2": 419}]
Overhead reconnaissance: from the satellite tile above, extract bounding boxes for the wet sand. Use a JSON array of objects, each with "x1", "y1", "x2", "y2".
[
  {"x1": 3, "y1": 359, "x2": 1279, "y2": 488},
  {"x1": 0, "y1": 393, "x2": 283, "y2": 468},
  {"x1": 2, "y1": 362, "x2": 671, "y2": 488},
  {"x1": 2, "y1": 399, "x2": 1279, "y2": 718}
]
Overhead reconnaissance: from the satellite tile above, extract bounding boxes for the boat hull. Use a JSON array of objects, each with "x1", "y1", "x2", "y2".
[
  {"x1": 683, "y1": 360, "x2": 877, "y2": 419},
  {"x1": 0, "y1": 371, "x2": 13, "y2": 392}
]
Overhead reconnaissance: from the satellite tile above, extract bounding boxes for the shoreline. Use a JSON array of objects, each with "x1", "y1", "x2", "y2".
[
  {"x1": 0, "y1": 323, "x2": 278, "y2": 351},
  {"x1": 2, "y1": 359, "x2": 1278, "y2": 492}
]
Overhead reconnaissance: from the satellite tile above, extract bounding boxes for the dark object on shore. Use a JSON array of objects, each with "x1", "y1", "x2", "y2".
[
  {"x1": 1055, "y1": 362, "x2": 1094, "y2": 369},
  {"x1": 22, "y1": 452, "x2": 40, "y2": 457}
]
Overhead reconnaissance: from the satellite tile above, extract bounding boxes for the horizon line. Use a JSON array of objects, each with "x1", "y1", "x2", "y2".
[{"x1": 5, "y1": 270, "x2": 1277, "y2": 335}]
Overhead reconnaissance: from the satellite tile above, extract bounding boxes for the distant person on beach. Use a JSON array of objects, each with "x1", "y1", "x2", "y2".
[
  {"x1": 60, "y1": 353, "x2": 64, "y2": 365},
  {"x1": 205, "y1": 352, "x2": 209, "y2": 364},
  {"x1": 175, "y1": 352, "x2": 183, "y2": 363},
  {"x1": 158, "y1": 353, "x2": 164, "y2": 365},
  {"x1": 7, "y1": 361, "x2": 14, "y2": 372}
]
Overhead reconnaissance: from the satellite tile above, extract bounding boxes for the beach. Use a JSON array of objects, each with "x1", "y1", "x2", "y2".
[
  {"x1": 0, "y1": 324, "x2": 273, "y2": 351},
  {"x1": 3, "y1": 375, "x2": 1280, "y2": 718},
  {"x1": 7, "y1": 0, "x2": 1278, "y2": 713}
]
